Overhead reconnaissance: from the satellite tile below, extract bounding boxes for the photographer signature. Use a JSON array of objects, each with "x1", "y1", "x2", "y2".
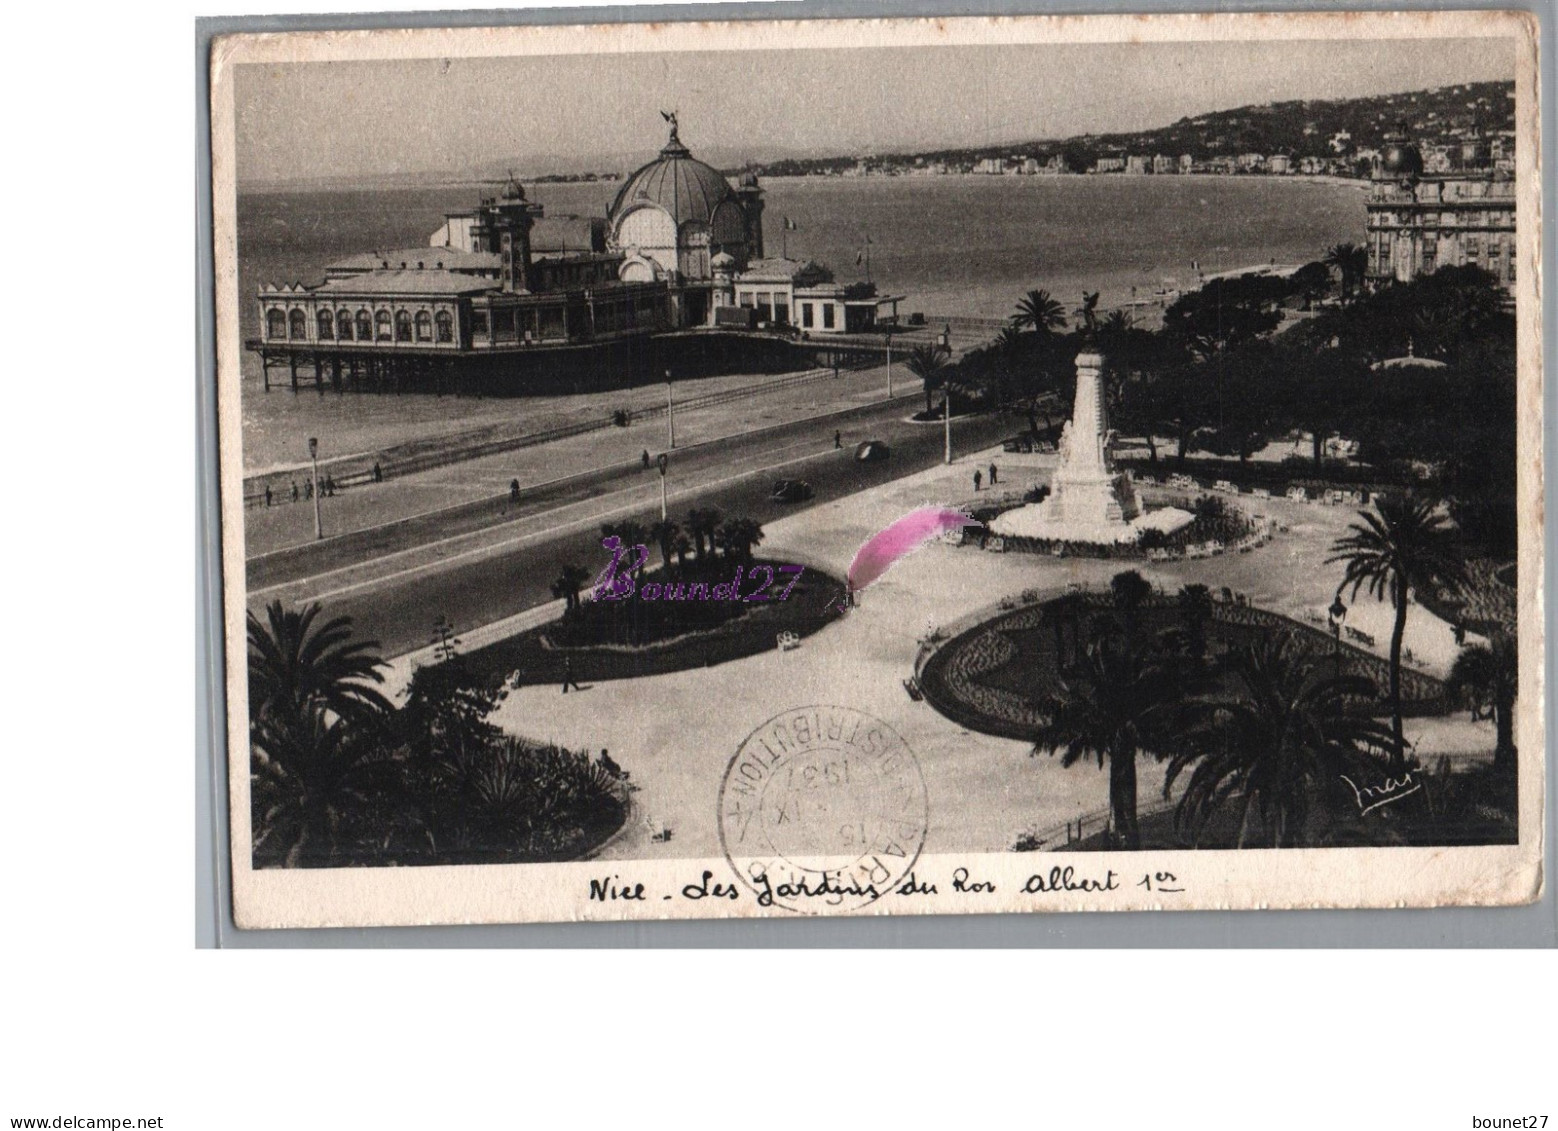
[{"x1": 1339, "y1": 771, "x2": 1421, "y2": 816}]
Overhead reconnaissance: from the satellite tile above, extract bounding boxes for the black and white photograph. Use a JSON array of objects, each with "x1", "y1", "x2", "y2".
[{"x1": 209, "y1": 11, "x2": 1543, "y2": 926}]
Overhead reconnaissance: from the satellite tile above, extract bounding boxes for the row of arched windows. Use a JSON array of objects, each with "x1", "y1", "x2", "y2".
[{"x1": 266, "y1": 305, "x2": 457, "y2": 344}]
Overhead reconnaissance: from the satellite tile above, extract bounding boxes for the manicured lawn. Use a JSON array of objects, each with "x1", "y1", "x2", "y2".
[{"x1": 459, "y1": 558, "x2": 847, "y2": 686}]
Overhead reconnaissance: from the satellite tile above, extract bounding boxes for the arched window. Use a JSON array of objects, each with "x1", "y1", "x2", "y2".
[
  {"x1": 435, "y1": 310, "x2": 454, "y2": 343},
  {"x1": 317, "y1": 309, "x2": 334, "y2": 340},
  {"x1": 288, "y1": 308, "x2": 307, "y2": 340},
  {"x1": 375, "y1": 310, "x2": 392, "y2": 341},
  {"x1": 336, "y1": 310, "x2": 353, "y2": 341},
  {"x1": 395, "y1": 310, "x2": 412, "y2": 342},
  {"x1": 266, "y1": 308, "x2": 286, "y2": 339},
  {"x1": 356, "y1": 311, "x2": 373, "y2": 342},
  {"x1": 415, "y1": 311, "x2": 432, "y2": 341}
]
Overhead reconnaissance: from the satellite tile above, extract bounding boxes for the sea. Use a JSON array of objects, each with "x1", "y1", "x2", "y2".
[{"x1": 234, "y1": 173, "x2": 1369, "y2": 342}]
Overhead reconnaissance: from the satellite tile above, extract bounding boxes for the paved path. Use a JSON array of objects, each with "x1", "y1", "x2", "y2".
[{"x1": 477, "y1": 446, "x2": 1496, "y2": 861}]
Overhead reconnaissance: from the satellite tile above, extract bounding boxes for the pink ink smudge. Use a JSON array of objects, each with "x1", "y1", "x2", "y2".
[{"x1": 846, "y1": 506, "x2": 982, "y2": 599}]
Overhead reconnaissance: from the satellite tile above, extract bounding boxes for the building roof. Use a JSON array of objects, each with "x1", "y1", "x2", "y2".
[
  {"x1": 315, "y1": 270, "x2": 498, "y2": 297},
  {"x1": 608, "y1": 123, "x2": 737, "y2": 227},
  {"x1": 330, "y1": 248, "x2": 499, "y2": 273},
  {"x1": 737, "y1": 258, "x2": 834, "y2": 285}
]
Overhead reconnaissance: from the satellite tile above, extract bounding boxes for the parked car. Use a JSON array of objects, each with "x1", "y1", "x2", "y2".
[
  {"x1": 770, "y1": 479, "x2": 815, "y2": 503},
  {"x1": 854, "y1": 440, "x2": 891, "y2": 462}
]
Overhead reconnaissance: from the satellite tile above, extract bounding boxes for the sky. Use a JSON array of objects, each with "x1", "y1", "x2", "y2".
[{"x1": 233, "y1": 37, "x2": 1515, "y2": 182}]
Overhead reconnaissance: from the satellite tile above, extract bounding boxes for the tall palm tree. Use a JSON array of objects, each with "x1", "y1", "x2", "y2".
[
  {"x1": 1166, "y1": 634, "x2": 1391, "y2": 847},
  {"x1": 1328, "y1": 494, "x2": 1467, "y2": 769},
  {"x1": 685, "y1": 508, "x2": 723, "y2": 560},
  {"x1": 1173, "y1": 583, "x2": 1215, "y2": 661},
  {"x1": 904, "y1": 344, "x2": 949, "y2": 415},
  {"x1": 247, "y1": 600, "x2": 392, "y2": 732},
  {"x1": 1447, "y1": 632, "x2": 1518, "y2": 779},
  {"x1": 649, "y1": 519, "x2": 681, "y2": 571},
  {"x1": 1032, "y1": 636, "x2": 1180, "y2": 850},
  {"x1": 1012, "y1": 288, "x2": 1067, "y2": 335},
  {"x1": 1109, "y1": 569, "x2": 1153, "y2": 647},
  {"x1": 246, "y1": 601, "x2": 396, "y2": 867},
  {"x1": 1324, "y1": 242, "x2": 1368, "y2": 306}
]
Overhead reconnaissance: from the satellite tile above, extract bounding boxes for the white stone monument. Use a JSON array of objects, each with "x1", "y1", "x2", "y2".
[{"x1": 990, "y1": 350, "x2": 1191, "y2": 545}]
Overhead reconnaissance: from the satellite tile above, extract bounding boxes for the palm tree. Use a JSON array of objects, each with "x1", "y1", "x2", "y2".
[
  {"x1": 649, "y1": 519, "x2": 681, "y2": 571},
  {"x1": 1109, "y1": 569, "x2": 1153, "y2": 646},
  {"x1": 1447, "y1": 632, "x2": 1518, "y2": 779},
  {"x1": 1011, "y1": 288, "x2": 1067, "y2": 335},
  {"x1": 1328, "y1": 494, "x2": 1467, "y2": 769},
  {"x1": 247, "y1": 600, "x2": 392, "y2": 732},
  {"x1": 250, "y1": 704, "x2": 402, "y2": 867},
  {"x1": 1032, "y1": 636, "x2": 1180, "y2": 849},
  {"x1": 550, "y1": 564, "x2": 591, "y2": 612},
  {"x1": 715, "y1": 516, "x2": 765, "y2": 563},
  {"x1": 904, "y1": 344, "x2": 949, "y2": 415},
  {"x1": 1166, "y1": 634, "x2": 1391, "y2": 847},
  {"x1": 685, "y1": 508, "x2": 723, "y2": 560},
  {"x1": 1174, "y1": 583, "x2": 1214, "y2": 661},
  {"x1": 1324, "y1": 242, "x2": 1368, "y2": 306},
  {"x1": 246, "y1": 600, "x2": 396, "y2": 867}
]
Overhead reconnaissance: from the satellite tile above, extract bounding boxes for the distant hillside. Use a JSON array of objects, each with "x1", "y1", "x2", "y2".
[
  {"x1": 1072, "y1": 80, "x2": 1514, "y2": 162},
  {"x1": 754, "y1": 80, "x2": 1515, "y2": 177}
]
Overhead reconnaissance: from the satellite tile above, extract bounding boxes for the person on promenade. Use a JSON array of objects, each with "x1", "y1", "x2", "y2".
[
  {"x1": 561, "y1": 656, "x2": 582, "y2": 694},
  {"x1": 641, "y1": 450, "x2": 651, "y2": 470},
  {"x1": 989, "y1": 463, "x2": 998, "y2": 486},
  {"x1": 372, "y1": 462, "x2": 382, "y2": 483},
  {"x1": 509, "y1": 479, "x2": 521, "y2": 502},
  {"x1": 973, "y1": 470, "x2": 982, "y2": 492},
  {"x1": 304, "y1": 479, "x2": 313, "y2": 500},
  {"x1": 290, "y1": 481, "x2": 299, "y2": 502},
  {"x1": 264, "y1": 485, "x2": 272, "y2": 507},
  {"x1": 834, "y1": 430, "x2": 842, "y2": 449}
]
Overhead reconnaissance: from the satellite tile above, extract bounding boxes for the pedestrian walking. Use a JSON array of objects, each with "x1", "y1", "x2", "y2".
[
  {"x1": 989, "y1": 463, "x2": 998, "y2": 485},
  {"x1": 509, "y1": 478, "x2": 521, "y2": 502},
  {"x1": 973, "y1": 470, "x2": 982, "y2": 492},
  {"x1": 304, "y1": 479, "x2": 313, "y2": 500},
  {"x1": 325, "y1": 475, "x2": 335, "y2": 497},
  {"x1": 291, "y1": 481, "x2": 299, "y2": 502},
  {"x1": 561, "y1": 657, "x2": 582, "y2": 694},
  {"x1": 834, "y1": 430, "x2": 842, "y2": 449},
  {"x1": 264, "y1": 485, "x2": 272, "y2": 507},
  {"x1": 641, "y1": 450, "x2": 651, "y2": 470},
  {"x1": 372, "y1": 462, "x2": 382, "y2": 483}
]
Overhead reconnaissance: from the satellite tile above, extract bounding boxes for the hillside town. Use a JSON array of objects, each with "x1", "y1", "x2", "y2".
[{"x1": 742, "y1": 81, "x2": 1515, "y2": 181}]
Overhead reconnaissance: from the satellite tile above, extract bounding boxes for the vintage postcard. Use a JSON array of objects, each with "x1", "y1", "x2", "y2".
[{"x1": 209, "y1": 11, "x2": 1543, "y2": 928}]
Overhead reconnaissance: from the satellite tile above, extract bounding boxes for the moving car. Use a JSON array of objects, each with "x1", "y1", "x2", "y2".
[
  {"x1": 770, "y1": 479, "x2": 815, "y2": 503},
  {"x1": 854, "y1": 439, "x2": 891, "y2": 462}
]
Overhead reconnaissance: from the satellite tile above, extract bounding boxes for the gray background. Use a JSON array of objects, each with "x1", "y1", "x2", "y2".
[{"x1": 195, "y1": 0, "x2": 1557, "y2": 948}]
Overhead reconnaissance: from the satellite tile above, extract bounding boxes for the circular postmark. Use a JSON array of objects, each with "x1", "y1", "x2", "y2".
[{"x1": 718, "y1": 705, "x2": 928, "y2": 913}]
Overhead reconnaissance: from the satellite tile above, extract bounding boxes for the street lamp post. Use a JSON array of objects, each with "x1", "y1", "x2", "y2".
[
  {"x1": 943, "y1": 386, "x2": 952, "y2": 465},
  {"x1": 657, "y1": 453, "x2": 669, "y2": 521},
  {"x1": 885, "y1": 328, "x2": 893, "y2": 400},
  {"x1": 665, "y1": 369, "x2": 676, "y2": 449},
  {"x1": 1328, "y1": 594, "x2": 1348, "y2": 679},
  {"x1": 307, "y1": 436, "x2": 323, "y2": 541}
]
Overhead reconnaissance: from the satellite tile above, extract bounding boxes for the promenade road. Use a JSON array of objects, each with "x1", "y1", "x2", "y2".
[{"x1": 246, "y1": 402, "x2": 1015, "y2": 658}]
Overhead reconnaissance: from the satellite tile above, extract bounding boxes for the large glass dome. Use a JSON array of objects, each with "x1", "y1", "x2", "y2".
[{"x1": 608, "y1": 126, "x2": 739, "y2": 228}]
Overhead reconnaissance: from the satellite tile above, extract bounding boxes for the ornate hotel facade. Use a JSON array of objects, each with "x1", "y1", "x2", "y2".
[{"x1": 1364, "y1": 135, "x2": 1517, "y2": 292}]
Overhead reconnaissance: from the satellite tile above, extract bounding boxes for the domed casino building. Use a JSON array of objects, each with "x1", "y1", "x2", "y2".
[{"x1": 608, "y1": 115, "x2": 766, "y2": 326}]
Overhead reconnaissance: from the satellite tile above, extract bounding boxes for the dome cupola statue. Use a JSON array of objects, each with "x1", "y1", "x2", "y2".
[{"x1": 608, "y1": 114, "x2": 763, "y2": 284}]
